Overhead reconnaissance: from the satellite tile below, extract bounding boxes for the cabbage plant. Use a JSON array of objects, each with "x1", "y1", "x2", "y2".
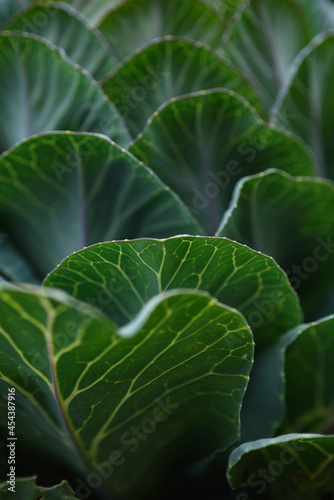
[{"x1": 0, "y1": 1, "x2": 334, "y2": 499}]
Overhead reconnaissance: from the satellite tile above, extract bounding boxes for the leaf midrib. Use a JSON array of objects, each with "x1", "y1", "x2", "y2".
[{"x1": 43, "y1": 301, "x2": 94, "y2": 488}]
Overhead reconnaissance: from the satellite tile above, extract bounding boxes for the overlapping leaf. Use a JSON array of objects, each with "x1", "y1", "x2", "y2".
[
  {"x1": 0, "y1": 132, "x2": 200, "y2": 282},
  {"x1": 129, "y1": 90, "x2": 314, "y2": 233},
  {"x1": 218, "y1": 170, "x2": 334, "y2": 319},
  {"x1": 101, "y1": 37, "x2": 263, "y2": 137},
  {"x1": 0, "y1": 2, "x2": 332, "y2": 498},
  {"x1": 98, "y1": 0, "x2": 225, "y2": 61},
  {"x1": 230, "y1": 312, "x2": 334, "y2": 448},
  {"x1": 6, "y1": 3, "x2": 116, "y2": 80},
  {"x1": 222, "y1": 0, "x2": 309, "y2": 110},
  {"x1": 0, "y1": 284, "x2": 254, "y2": 498},
  {"x1": 228, "y1": 434, "x2": 334, "y2": 497},
  {"x1": 272, "y1": 32, "x2": 334, "y2": 179},
  {"x1": 0, "y1": 32, "x2": 129, "y2": 154},
  {"x1": 228, "y1": 316, "x2": 334, "y2": 497},
  {"x1": 44, "y1": 236, "x2": 303, "y2": 349},
  {"x1": 279, "y1": 316, "x2": 334, "y2": 435}
]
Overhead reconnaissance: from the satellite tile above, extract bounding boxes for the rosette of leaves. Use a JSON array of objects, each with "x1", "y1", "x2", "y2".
[
  {"x1": 0, "y1": 1, "x2": 334, "y2": 499},
  {"x1": 0, "y1": 236, "x2": 302, "y2": 499}
]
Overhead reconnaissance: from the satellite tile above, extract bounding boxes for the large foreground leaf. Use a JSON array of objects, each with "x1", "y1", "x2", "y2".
[
  {"x1": 98, "y1": 0, "x2": 225, "y2": 61},
  {"x1": 279, "y1": 316, "x2": 334, "y2": 435},
  {"x1": 6, "y1": 3, "x2": 116, "y2": 81},
  {"x1": 217, "y1": 170, "x2": 334, "y2": 319},
  {"x1": 272, "y1": 32, "x2": 334, "y2": 179},
  {"x1": 0, "y1": 477, "x2": 77, "y2": 500},
  {"x1": 228, "y1": 434, "x2": 334, "y2": 498},
  {"x1": 0, "y1": 32, "x2": 129, "y2": 154},
  {"x1": 101, "y1": 37, "x2": 263, "y2": 137},
  {"x1": 44, "y1": 237, "x2": 303, "y2": 349},
  {"x1": 222, "y1": 0, "x2": 309, "y2": 110},
  {"x1": 0, "y1": 133, "x2": 200, "y2": 282},
  {"x1": 0, "y1": 285, "x2": 253, "y2": 498},
  {"x1": 129, "y1": 90, "x2": 314, "y2": 233}
]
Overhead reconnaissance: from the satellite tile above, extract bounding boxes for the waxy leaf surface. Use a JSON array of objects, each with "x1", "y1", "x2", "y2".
[
  {"x1": 0, "y1": 133, "x2": 200, "y2": 282},
  {"x1": 222, "y1": 0, "x2": 309, "y2": 110},
  {"x1": 0, "y1": 285, "x2": 253, "y2": 497},
  {"x1": 129, "y1": 90, "x2": 314, "y2": 233},
  {"x1": 101, "y1": 37, "x2": 263, "y2": 137},
  {"x1": 98, "y1": 0, "x2": 225, "y2": 61},
  {"x1": 228, "y1": 434, "x2": 334, "y2": 497},
  {"x1": 273, "y1": 33, "x2": 334, "y2": 179},
  {"x1": 218, "y1": 170, "x2": 334, "y2": 319},
  {"x1": 0, "y1": 32, "x2": 129, "y2": 154},
  {"x1": 44, "y1": 236, "x2": 303, "y2": 349},
  {"x1": 6, "y1": 4, "x2": 116, "y2": 81}
]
